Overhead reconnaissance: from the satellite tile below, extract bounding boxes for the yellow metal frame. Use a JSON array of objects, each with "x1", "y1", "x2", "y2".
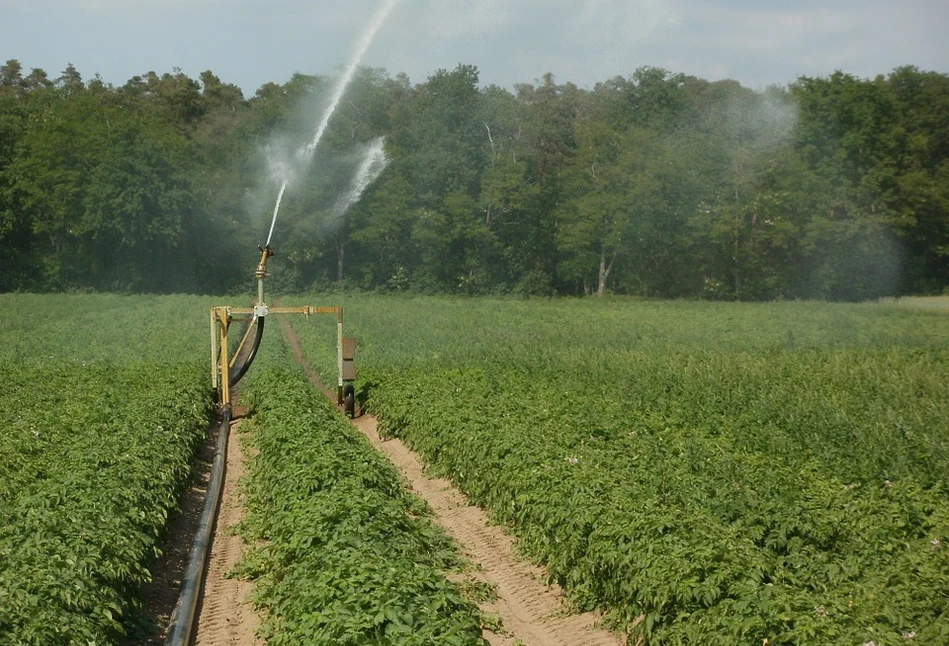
[{"x1": 209, "y1": 246, "x2": 348, "y2": 409}]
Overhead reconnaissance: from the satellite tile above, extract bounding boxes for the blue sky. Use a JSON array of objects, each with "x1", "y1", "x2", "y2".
[{"x1": 2, "y1": 0, "x2": 947, "y2": 95}]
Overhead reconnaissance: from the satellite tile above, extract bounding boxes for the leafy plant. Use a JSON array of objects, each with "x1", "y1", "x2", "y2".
[
  {"x1": 0, "y1": 294, "x2": 215, "y2": 644},
  {"x1": 287, "y1": 294, "x2": 949, "y2": 645},
  {"x1": 236, "y1": 358, "x2": 488, "y2": 645}
]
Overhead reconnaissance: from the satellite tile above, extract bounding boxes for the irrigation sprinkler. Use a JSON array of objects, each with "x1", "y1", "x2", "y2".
[
  {"x1": 170, "y1": 249, "x2": 356, "y2": 645},
  {"x1": 209, "y1": 244, "x2": 356, "y2": 415}
]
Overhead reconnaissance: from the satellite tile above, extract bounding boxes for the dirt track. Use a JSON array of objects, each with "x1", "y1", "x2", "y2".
[
  {"x1": 351, "y1": 413, "x2": 625, "y2": 646},
  {"x1": 193, "y1": 416, "x2": 260, "y2": 646}
]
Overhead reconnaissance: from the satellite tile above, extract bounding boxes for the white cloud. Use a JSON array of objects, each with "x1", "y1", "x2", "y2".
[
  {"x1": 688, "y1": 6, "x2": 857, "y2": 52},
  {"x1": 70, "y1": 0, "x2": 219, "y2": 10},
  {"x1": 576, "y1": 0, "x2": 682, "y2": 38}
]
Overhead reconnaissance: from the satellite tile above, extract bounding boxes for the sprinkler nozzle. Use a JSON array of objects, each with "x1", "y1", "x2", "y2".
[{"x1": 255, "y1": 245, "x2": 274, "y2": 279}]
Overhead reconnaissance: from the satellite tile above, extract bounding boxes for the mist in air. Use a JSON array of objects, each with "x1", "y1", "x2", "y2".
[
  {"x1": 334, "y1": 137, "x2": 389, "y2": 219},
  {"x1": 254, "y1": 0, "x2": 399, "y2": 247}
]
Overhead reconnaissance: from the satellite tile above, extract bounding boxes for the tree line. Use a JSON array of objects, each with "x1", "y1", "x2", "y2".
[{"x1": 0, "y1": 58, "x2": 946, "y2": 299}]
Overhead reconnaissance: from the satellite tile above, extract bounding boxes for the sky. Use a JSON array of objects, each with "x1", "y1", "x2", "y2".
[{"x1": 2, "y1": 0, "x2": 947, "y2": 96}]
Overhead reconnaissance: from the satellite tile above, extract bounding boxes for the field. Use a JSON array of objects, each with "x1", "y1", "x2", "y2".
[
  {"x1": 285, "y1": 295, "x2": 949, "y2": 645},
  {"x1": 234, "y1": 357, "x2": 488, "y2": 644},
  {"x1": 1, "y1": 293, "x2": 947, "y2": 645},
  {"x1": 0, "y1": 293, "x2": 490, "y2": 645},
  {"x1": 0, "y1": 294, "x2": 215, "y2": 643}
]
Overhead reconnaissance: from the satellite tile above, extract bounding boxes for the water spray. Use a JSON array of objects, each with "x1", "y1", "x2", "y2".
[
  {"x1": 334, "y1": 136, "x2": 389, "y2": 218},
  {"x1": 304, "y1": 0, "x2": 398, "y2": 159},
  {"x1": 265, "y1": 181, "x2": 288, "y2": 247},
  {"x1": 264, "y1": 0, "x2": 399, "y2": 247},
  {"x1": 218, "y1": 1, "x2": 397, "y2": 412}
]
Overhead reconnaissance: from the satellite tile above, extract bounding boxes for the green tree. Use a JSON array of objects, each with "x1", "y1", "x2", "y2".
[
  {"x1": 0, "y1": 59, "x2": 25, "y2": 92},
  {"x1": 791, "y1": 72, "x2": 906, "y2": 299}
]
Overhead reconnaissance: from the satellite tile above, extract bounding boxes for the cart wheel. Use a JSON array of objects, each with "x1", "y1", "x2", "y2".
[{"x1": 343, "y1": 383, "x2": 355, "y2": 418}]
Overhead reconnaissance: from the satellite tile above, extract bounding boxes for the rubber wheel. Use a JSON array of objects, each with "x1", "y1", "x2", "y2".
[{"x1": 343, "y1": 384, "x2": 355, "y2": 418}]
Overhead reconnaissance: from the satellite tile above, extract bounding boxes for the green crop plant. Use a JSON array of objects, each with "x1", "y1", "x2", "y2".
[
  {"x1": 234, "y1": 346, "x2": 487, "y2": 645},
  {"x1": 0, "y1": 294, "x2": 216, "y2": 643},
  {"x1": 285, "y1": 294, "x2": 949, "y2": 645}
]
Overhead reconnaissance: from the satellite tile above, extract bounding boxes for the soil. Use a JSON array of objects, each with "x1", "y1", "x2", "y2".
[
  {"x1": 192, "y1": 414, "x2": 261, "y2": 646},
  {"x1": 129, "y1": 408, "x2": 260, "y2": 645},
  {"x1": 352, "y1": 413, "x2": 625, "y2": 646}
]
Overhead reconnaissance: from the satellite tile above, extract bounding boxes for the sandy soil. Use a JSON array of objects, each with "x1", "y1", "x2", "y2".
[
  {"x1": 352, "y1": 413, "x2": 624, "y2": 646},
  {"x1": 193, "y1": 415, "x2": 261, "y2": 646},
  {"x1": 130, "y1": 408, "x2": 261, "y2": 645}
]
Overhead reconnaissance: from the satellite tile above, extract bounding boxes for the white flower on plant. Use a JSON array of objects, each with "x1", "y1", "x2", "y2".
[
  {"x1": 566, "y1": 457, "x2": 579, "y2": 465},
  {"x1": 814, "y1": 605, "x2": 826, "y2": 616},
  {"x1": 884, "y1": 480, "x2": 894, "y2": 487},
  {"x1": 903, "y1": 631, "x2": 916, "y2": 640},
  {"x1": 932, "y1": 538, "x2": 942, "y2": 550}
]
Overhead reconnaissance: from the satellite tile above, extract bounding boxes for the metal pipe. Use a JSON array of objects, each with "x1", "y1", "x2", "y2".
[
  {"x1": 337, "y1": 308, "x2": 344, "y2": 404},
  {"x1": 255, "y1": 246, "x2": 273, "y2": 306},
  {"x1": 165, "y1": 405, "x2": 232, "y2": 646},
  {"x1": 209, "y1": 310, "x2": 219, "y2": 390},
  {"x1": 219, "y1": 314, "x2": 230, "y2": 408}
]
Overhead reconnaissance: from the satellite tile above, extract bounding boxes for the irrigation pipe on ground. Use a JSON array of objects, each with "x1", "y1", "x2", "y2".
[{"x1": 165, "y1": 406, "x2": 232, "y2": 646}]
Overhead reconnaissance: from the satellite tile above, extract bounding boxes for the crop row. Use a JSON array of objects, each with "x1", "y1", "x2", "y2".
[
  {"x1": 365, "y1": 362, "x2": 949, "y2": 645},
  {"x1": 234, "y1": 358, "x2": 488, "y2": 645},
  {"x1": 285, "y1": 295, "x2": 949, "y2": 645},
  {"x1": 0, "y1": 362, "x2": 211, "y2": 644}
]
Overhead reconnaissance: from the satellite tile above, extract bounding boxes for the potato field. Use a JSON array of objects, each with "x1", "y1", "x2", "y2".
[
  {"x1": 285, "y1": 295, "x2": 949, "y2": 646},
  {"x1": 1, "y1": 293, "x2": 947, "y2": 645},
  {"x1": 0, "y1": 295, "x2": 215, "y2": 643}
]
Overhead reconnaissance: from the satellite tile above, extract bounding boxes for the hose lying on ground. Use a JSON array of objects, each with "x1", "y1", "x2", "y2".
[{"x1": 164, "y1": 405, "x2": 231, "y2": 646}]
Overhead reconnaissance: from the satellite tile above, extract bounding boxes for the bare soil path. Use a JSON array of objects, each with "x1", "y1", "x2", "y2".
[
  {"x1": 279, "y1": 315, "x2": 626, "y2": 646},
  {"x1": 352, "y1": 414, "x2": 625, "y2": 646},
  {"x1": 139, "y1": 313, "x2": 625, "y2": 645},
  {"x1": 131, "y1": 409, "x2": 261, "y2": 645},
  {"x1": 193, "y1": 414, "x2": 261, "y2": 646}
]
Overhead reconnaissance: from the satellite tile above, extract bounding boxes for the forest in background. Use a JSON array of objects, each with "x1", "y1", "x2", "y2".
[{"x1": 0, "y1": 59, "x2": 947, "y2": 300}]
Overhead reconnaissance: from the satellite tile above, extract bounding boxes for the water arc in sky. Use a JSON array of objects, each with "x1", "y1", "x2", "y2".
[{"x1": 265, "y1": 0, "x2": 400, "y2": 247}]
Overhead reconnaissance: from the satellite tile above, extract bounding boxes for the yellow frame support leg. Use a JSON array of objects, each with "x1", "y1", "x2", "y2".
[{"x1": 209, "y1": 305, "x2": 349, "y2": 411}]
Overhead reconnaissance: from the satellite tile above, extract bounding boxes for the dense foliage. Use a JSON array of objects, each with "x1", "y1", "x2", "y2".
[
  {"x1": 1, "y1": 59, "x2": 947, "y2": 299},
  {"x1": 236, "y1": 354, "x2": 488, "y2": 645},
  {"x1": 0, "y1": 294, "x2": 214, "y2": 644},
  {"x1": 286, "y1": 294, "x2": 949, "y2": 645}
]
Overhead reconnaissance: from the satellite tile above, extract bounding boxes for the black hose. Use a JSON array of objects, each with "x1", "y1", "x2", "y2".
[
  {"x1": 229, "y1": 316, "x2": 265, "y2": 388},
  {"x1": 165, "y1": 406, "x2": 232, "y2": 646}
]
